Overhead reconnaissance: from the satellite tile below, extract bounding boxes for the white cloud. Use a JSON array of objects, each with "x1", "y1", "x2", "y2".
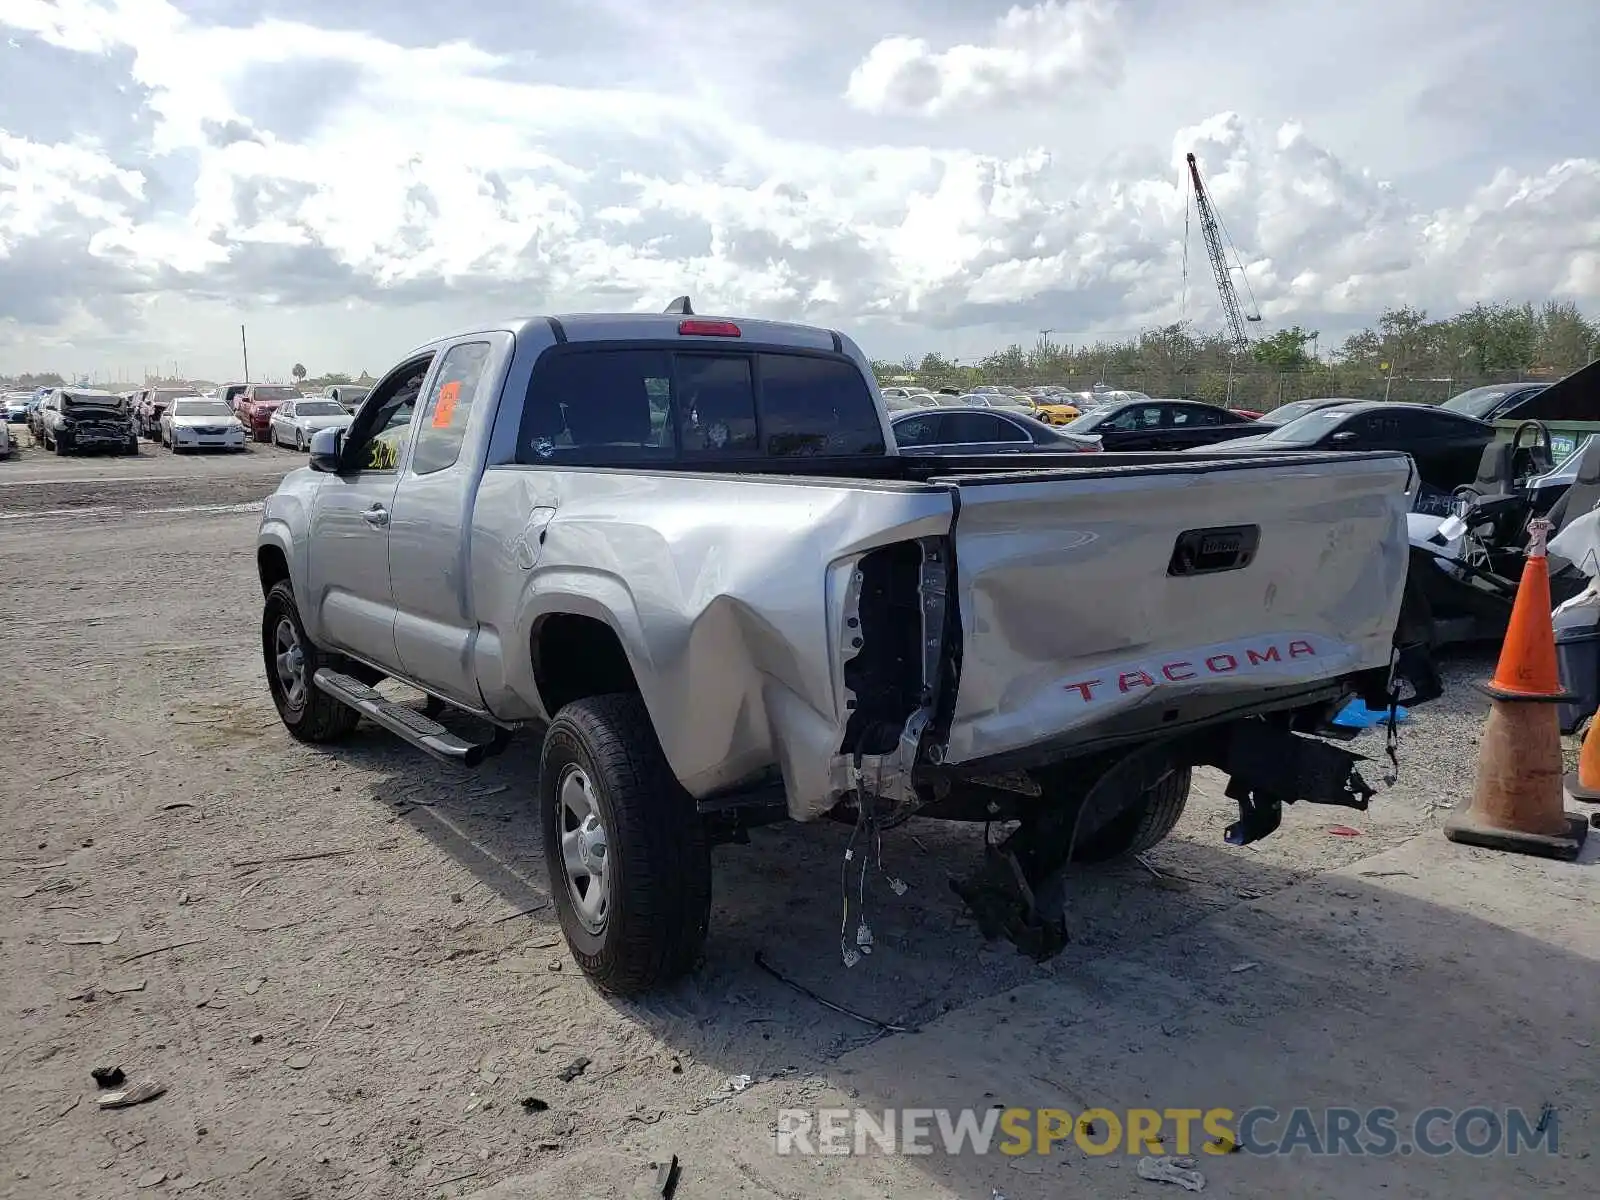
[
  {"x1": 844, "y1": 1, "x2": 1123, "y2": 117},
  {"x1": 0, "y1": 0, "x2": 1595, "y2": 378}
]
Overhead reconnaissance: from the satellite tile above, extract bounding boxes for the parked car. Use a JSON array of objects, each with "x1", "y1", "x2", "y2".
[
  {"x1": 1253, "y1": 397, "x2": 1367, "y2": 427},
  {"x1": 255, "y1": 307, "x2": 1436, "y2": 995},
  {"x1": 0, "y1": 416, "x2": 10, "y2": 459},
  {"x1": 26, "y1": 394, "x2": 50, "y2": 442},
  {"x1": 891, "y1": 406, "x2": 1101, "y2": 454},
  {"x1": 236, "y1": 384, "x2": 300, "y2": 442},
  {"x1": 4, "y1": 392, "x2": 31, "y2": 424},
  {"x1": 38, "y1": 388, "x2": 137, "y2": 455},
  {"x1": 161, "y1": 396, "x2": 249, "y2": 453},
  {"x1": 323, "y1": 384, "x2": 370, "y2": 412},
  {"x1": 134, "y1": 386, "x2": 200, "y2": 439},
  {"x1": 268, "y1": 398, "x2": 355, "y2": 450},
  {"x1": 219, "y1": 383, "x2": 250, "y2": 415},
  {"x1": 1441, "y1": 382, "x2": 1551, "y2": 422},
  {"x1": 1062, "y1": 399, "x2": 1260, "y2": 451},
  {"x1": 1030, "y1": 394, "x2": 1085, "y2": 424},
  {"x1": 1190, "y1": 401, "x2": 1496, "y2": 491}
]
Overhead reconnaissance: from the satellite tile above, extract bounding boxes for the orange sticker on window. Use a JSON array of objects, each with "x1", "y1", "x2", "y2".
[{"x1": 432, "y1": 381, "x2": 461, "y2": 429}]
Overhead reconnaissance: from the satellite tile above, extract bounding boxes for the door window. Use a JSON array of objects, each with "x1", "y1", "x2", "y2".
[
  {"x1": 1105, "y1": 406, "x2": 1163, "y2": 432},
  {"x1": 340, "y1": 356, "x2": 434, "y2": 473},
  {"x1": 1171, "y1": 405, "x2": 1222, "y2": 427},
  {"x1": 944, "y1": 412, "x2": 1029, "y2": 443},
  {"x1": 893, "y1": 413, "x2": 947, "y2": 447},
  {"x1": 412, "y1": 341, "x2": 493, "y2": 475}
]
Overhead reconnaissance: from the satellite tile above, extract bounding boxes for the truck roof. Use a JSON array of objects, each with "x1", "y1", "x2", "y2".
[{"x1": 409, "y1": 313, "x2": 846, "y2": 357}]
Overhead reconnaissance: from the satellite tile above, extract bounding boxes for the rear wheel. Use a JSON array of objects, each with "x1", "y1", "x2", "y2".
[
  {"x1": 262, "y1": 580, "x2": 360, "y2": 743},
  {"x1": 539, "y1": 694, "x2": 711, "y2": 995},
  {"x1": 1069, "y1": 766, "x2": 1192, "y2": 862}
]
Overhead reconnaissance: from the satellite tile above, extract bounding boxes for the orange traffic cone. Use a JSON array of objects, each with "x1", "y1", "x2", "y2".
[
  {"x1": 1445, "y1": 520, "x2": 1590, "y2": 861},
  {"x1": 1565, "y1": 704, "x2": 1600, "y2": 802}
]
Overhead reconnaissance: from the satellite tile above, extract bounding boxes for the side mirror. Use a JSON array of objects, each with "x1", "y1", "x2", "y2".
[
  {"x1": 308, "y1": 426, "x2": 344, "y2": 472},
  {"x1": 1330, "y1": 430, "x2": 1359, "y2": 444}
]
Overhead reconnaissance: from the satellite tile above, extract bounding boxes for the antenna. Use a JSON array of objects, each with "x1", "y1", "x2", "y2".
[{"x1": 662, "y1": 296, "x2": 694, "y2": 316}]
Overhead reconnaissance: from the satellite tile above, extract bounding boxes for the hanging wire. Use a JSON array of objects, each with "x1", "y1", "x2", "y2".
[{"x1": 1211, "y1": 196, "x2": 1263, "y2": 321}]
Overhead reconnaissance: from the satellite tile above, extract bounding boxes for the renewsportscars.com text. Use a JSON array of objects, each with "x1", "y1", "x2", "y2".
[{"x1": 774, "y1": 1105, "x2": 1559, "y2": 1158}]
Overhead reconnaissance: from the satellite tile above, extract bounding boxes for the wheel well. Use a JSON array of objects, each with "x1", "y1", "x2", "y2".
[
  {"x1": 532, "y1": 614, "x2": 639, "y2": 717},
  {"x1": 257, "y1": 545, "x2": 291, "y2": 597}
]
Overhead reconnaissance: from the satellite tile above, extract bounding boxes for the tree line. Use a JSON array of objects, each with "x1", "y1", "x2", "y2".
[{"x1": 872, "y1": 301, "x2": 1599, "y2": 411}]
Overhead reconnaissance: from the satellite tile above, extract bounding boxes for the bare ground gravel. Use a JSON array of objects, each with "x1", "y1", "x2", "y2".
[{"x1": 0, "y1": 453, "x2": 1511, "y2": 1199}]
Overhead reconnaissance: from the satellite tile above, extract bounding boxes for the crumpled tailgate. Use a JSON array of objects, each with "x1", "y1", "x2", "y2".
[{"x1": 936, "y1": 452, "x2": 1414, "y2": 765}]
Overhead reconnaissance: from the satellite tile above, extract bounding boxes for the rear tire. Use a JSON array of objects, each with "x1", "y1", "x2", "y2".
[
  {"x1": 262, "y1": 580, "x2": 360, "y2": 743},
  {"x1": 1071, "y1": 766, "x2": 1192, "y2": 863},
  {"x1": 539, "y1": 694, "x2": 711, "y2": 996}
]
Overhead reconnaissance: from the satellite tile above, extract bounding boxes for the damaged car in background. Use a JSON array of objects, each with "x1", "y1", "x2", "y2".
[
  {"x1": 37, "y1": 388, "x2": 138, "y2": 456},
  {"x1": 257, "y1": 304, "x2": 1440, "y2": 996}
]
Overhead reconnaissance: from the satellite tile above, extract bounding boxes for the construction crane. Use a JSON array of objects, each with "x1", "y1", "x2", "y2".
[{"x1": 1184, "y1": 152, "x2": 1262, "y2": 354}]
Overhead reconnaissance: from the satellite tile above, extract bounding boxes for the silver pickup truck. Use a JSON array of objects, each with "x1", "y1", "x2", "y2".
[{"x1": 257, "y1": 306, "x2": 1439, "y2": 994}]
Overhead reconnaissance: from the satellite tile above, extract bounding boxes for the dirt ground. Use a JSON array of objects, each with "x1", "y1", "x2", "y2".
[{"x1": 2, "y1": 437, "x2": 1596, "y2": 1199}]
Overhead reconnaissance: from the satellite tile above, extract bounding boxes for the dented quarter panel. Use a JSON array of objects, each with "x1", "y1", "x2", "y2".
[
  {"x1": 467, "y1": 465, "x2": 954, "y2": 817},
  {"x1": 939, "y1": 452, "x2": 1414, "y2": 764}
]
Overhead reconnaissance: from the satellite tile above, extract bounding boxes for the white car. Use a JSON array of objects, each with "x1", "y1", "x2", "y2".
[
  {"x1": 268, "y1": 398, "x2": 354, "y2": 450},
  {"x1": 161, "y1": 397, "x2": 248, "y2": 453},
  {"x1": 0, "y1": 418, "x2": 10, "y2": 459}
]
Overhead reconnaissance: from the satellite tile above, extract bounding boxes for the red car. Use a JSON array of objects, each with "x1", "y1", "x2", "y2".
[
  {"x1": 1228, "y1": 408, "x2": 1264, "y2": 421},
  {"x1": 236, "y1": 384, "x2": 300, "y2": 442}
]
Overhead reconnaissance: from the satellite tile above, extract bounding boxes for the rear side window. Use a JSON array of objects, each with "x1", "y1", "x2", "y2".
[
  {"x1": 759, "y1": 354, "x2": 884, "y2": 457},
  {"x1": 521, "y1": 349, "x2": 676, "y2": 462},
  {"x1": 412, "y1": 341, "x2": 493, "y2": 475},
  {"x1": 516, "y1": 347, "x2": 883, "y2": 466}
]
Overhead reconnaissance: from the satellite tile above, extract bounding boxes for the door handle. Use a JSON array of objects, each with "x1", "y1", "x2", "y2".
[{"x1": 363, "y1": 505, "x2": 389, "y2": 527}]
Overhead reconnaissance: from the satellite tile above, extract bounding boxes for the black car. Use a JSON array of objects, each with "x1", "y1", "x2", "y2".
[
  {"x1": 891, "y1": 406, "x2": 1101, "y2": 454},
  {"x1": 1253, "y1": 397, "x2": 1367, "y2": 427},
  {"x1": 1061, "y1": 399, "x2": 1259, "y2": 451},
  {"x1": 1189, "y1": 401, "x2": 1495, "y2": 491},
  {"x1": 1441, "y1": 382, "x2": 1550, "y2": 422}
]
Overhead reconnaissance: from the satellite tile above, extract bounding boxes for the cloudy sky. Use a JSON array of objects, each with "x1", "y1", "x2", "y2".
[{"x1": 0, "y1": 0, "x2": 1596, "y2": 382}]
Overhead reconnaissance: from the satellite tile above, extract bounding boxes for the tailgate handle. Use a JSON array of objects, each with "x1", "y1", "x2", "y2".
[{"x1": 1168, "y1": 525, "x2": 1260, "y2": 576}]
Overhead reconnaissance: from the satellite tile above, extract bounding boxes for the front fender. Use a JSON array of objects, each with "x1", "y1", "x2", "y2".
[{"x1": 258, "y1": 484, "x2": 317, "y2": 637}]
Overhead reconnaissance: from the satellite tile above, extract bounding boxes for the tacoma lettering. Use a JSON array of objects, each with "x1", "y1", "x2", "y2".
[
  {"x1": 1063, "y1": 641, "x2": 1321, "y2": 703},
  {"x1": 1065, "y1": 679, "x2": 1102, "y2": 702}
]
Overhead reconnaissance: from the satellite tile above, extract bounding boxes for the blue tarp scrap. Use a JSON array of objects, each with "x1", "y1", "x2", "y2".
[{"x1": 1332, "y1": 699, "x2": 1411, "y2": 729}]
